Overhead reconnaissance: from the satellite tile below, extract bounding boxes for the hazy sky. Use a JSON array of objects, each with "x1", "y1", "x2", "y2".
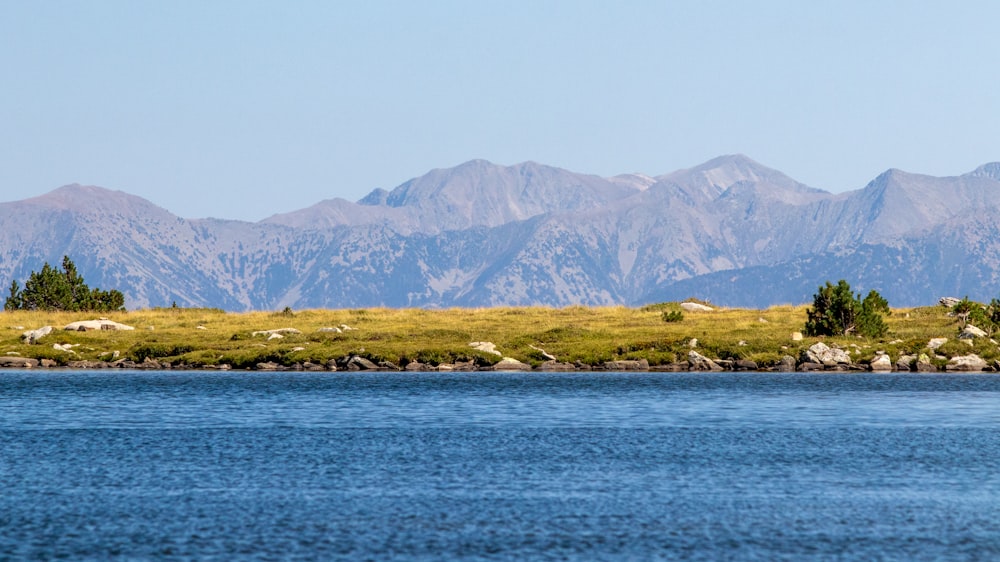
[{"x1": 3, "y1": 1, "x2": 998, "y2": 220}]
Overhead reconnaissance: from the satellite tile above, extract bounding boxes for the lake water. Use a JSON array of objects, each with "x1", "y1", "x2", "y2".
[{"x1": 2, "y1": 370, "x2": 999, "y2": 560}]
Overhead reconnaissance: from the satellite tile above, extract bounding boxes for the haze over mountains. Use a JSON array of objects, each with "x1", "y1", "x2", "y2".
[{"x1": 3, "y1": 155, "x2": 1000, "y2": 311}]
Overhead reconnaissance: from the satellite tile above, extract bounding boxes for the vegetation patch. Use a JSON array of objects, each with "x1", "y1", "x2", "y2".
[{"x1": 1, "y1": 292, "x2": 998, "y2": 371}]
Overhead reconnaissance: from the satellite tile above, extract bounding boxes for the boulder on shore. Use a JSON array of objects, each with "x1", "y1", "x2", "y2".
[
  {"x1": 775, "y1": 355, "x2": 797, "y2": 372},
  {"x1": 0, "y1": 356, "x2": 40, "y2": 368},
  {"x1": 869, "y1": 353, "x2": 893, "y2": 371},
  {"x1": 802, "y1": 342, "x2": 851, "y2": 366},
  {"x1": 688, "y1": 350, "x2": 723, "y2": 371},
  {"x1": 492, "y1": 357, "x2": 531, "y2": 371},
  {"x1": 946, "y1": 354, "x2": 988, "y2": 372},
  {"x1": 896, "y1": 354, "x2": 916, "y2": 372},
  {"x1": 915, "y1": 353, "x2": 937, "y2": 372},
  {"x1": 604, "y1": 359, "x2": 650, "y2": 371},
  {"x1": 346, "y1": 356, "x2": 379, "y2": 371}
]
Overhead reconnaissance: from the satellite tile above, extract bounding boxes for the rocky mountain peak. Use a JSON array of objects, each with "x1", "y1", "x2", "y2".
[
  {"x1": 18, "y1": 183, "x2": 175, "y2": 220},
  {"x1": 970, "y1": 162, "x2": 1000, "y2": 181},
  {"x1": 7, "y1": 156, "x2": 1000, "y2": 310}
]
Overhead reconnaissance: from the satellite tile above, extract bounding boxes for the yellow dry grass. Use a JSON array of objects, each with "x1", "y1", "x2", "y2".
[{"x1": 0, "y1": 304, "x2": 972, "y2": 369}]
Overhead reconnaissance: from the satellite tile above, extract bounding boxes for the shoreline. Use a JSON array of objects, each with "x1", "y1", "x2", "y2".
[{"x1": 2, "y1": 304, "x2": 996, "y2": 374}]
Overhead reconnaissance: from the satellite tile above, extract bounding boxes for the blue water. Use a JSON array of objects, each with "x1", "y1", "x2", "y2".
[{"x1": 2, "y1": 371, "x2": 1000, "y2": 560}]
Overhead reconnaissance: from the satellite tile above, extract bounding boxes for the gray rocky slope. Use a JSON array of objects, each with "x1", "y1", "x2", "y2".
[{"x1": 3, "y1": 155, "x2": 1000, "y2": 310}]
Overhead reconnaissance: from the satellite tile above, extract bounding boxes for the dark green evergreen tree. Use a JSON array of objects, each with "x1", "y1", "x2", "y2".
[
  {"x1": 4, "y1": 280, "x2": 22, "y2": 311},
  {"x1": 805, "y1": 280, "x2": 889, "y2": 338},
  {"x1": 4, "y1": 257, "x2": 125, "y2": 312}
]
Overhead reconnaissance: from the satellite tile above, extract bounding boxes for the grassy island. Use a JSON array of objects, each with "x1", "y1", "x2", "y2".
[{"x1": 0, "y1": 303, "x2": 994, "y2": 372}]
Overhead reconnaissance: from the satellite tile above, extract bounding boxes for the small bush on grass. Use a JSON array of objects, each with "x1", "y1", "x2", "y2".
[{"x1": 127, "y1": 343, "x2": 195, "y2": 362}]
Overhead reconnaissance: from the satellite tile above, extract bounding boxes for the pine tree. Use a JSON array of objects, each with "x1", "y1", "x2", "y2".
[
  {"x1": 805, "y1": 280, "x2": 889, "y2": 338},
  {"x1": 4, "y1": 257, "x2": 125, "y2": 312}
]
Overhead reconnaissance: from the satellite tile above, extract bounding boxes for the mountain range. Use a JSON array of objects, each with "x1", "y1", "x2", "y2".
[{"x1": 3, "y1": 155, "x2": 1000, "y2": 310}]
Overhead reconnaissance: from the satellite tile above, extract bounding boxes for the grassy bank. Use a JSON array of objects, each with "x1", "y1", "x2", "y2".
[{"x1": 0, "y1": 303, "x2": 990, "y2": 370}]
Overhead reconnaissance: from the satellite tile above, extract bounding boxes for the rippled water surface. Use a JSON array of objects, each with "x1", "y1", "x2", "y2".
[{"x1": 2, "y1": 371, "x2": 1000, "y2": 560}]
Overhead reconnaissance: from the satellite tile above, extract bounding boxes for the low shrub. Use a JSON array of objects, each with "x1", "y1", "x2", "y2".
[
  {"x1": 662, "y1": 310, "x2": 684, "y2": 323},
  {"x1": 127, "y1": 343, "x2": 195, "y2": 362}
]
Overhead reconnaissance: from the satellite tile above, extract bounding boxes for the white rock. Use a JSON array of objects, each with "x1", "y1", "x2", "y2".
[
  {"x1": 946, "y1": 354, "x2": 988, "y2": 371},
  {"x1": 680, "y1": 302, "x2": 714, "y2": 312},
  {"x1": 791, "y1": 332, "x2": 803, "y2": 341},
  {"x1": 53, "y1": 343, "x2": 77, "y2": 354},
  {"x1": 493, "y1": 357, "x2": 531, "y2": 371},
  {"x1": 528, "y1": 344, "x2": 556, "y2": 361},
  {"x1": 318, "y1": 327, "x2": 343, "y2": 333},
  {"x1": 870, "y1": 353, "x2": 893, "y2": 371},
  {"x1": 252, "y1": 328, "x2": 302, "y2": 337},
  {"x1": 21, "y1": 326, "x2": 53, "y2": 344},
  {"x1": 64, "y1": 320, "x2": 135, "y2": 332},
  {"x1": 928, "y1": 338, "x2": 948, "y2": 350},
  {"x1": 469, "y1": 341, "x2": 502, "y2": 356},
  {"x1": 960, "y1": 325, "x2": 988, "y2": 339},
  {"x1": 267, "y1": 333, "x2": 284, "y2": 340},
  {"x1": 804, "y1": 342, "x2": 852, "y2": 365},
  {"x1": 688, "y1": 350, "x2": 723, "y2": 371}
]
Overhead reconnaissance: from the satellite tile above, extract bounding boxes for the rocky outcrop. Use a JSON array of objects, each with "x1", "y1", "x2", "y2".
[
  {"x1": 680, "y1": 302, "x2": 714, "y2": 312},
  {"x1": 492, "y1": 357, "x2": 532, "y2": 371},
  {"x1": 733, "y1": 359, "x2": 758, "y2": 370},
  {"x1": 775, "y1": 355, "x2": 797, "y2": 372},
  {"x1": 687, "y1": 351, "x2": 723, "y2": 371},
  {"x1": 946, "y1": 354, "x2": 988, "y2": 371},
  {"x1": 64, "y1": 320, "x2": 135, "y2": 331},
  {"x1": 869, "y1": 352, "x2": 893, "y2": 371},
  {"x1": 21, "y1": 326, "x2": 52, "y2": 344},
  {"x1": 915, "y1": 354, "x2": 937, "y2": 372},
  {"x1": 959, "y1": 325, "x2": 988, "y2": 339},
  {"x1": 537, "y1": 360, "x2": 576, "y2": 371},
  {"x1": 928, "y1": 338, "x2": 948, "y2": 350},
  {"x1": 801, "y1": 342, "x2": 852, "y2": 366},
  {"x1": 896, "y1": 355, "x2": 915, "y2": 371},
  {"x1": 604, "y1": 359, "x2": 650, "y2": 371},
  {"x1": 0, "y1": 356, "x2": 40, "y2": 368},
  {"x1": 344, "y1": 356, "x2": 379, "y2": 371}
]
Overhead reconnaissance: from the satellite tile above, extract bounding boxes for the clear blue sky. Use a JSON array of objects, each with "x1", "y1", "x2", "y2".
[{"x1": 2, "y1": 1, "x2": 998, "y2": 220}]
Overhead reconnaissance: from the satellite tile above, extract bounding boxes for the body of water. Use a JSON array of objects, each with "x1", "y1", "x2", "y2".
[{"x1": 2, "y1": 370, "x2": 999, "y2": 560}]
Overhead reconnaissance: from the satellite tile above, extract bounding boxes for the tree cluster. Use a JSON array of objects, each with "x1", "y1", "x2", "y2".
[
  {"x1": 4, "y1": 256, "x2": 125, "y2": 312},
  {"x1": 951, "y1": 296, "x2": 1000, "y2": 335},
  {"x1": 804, "y1": 280, "x2": 889, "y2": 338}
]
